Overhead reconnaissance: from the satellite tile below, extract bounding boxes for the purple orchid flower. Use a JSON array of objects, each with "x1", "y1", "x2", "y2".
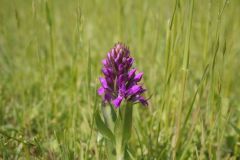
[{"x1": 98, "y1": 43, "x2": 148, "y2": 108}]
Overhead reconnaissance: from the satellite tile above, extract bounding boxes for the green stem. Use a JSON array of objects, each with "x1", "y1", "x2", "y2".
[
  {"x1": 116, "y1": 103, "x2": 133, "y2": 160},
  {"x1": 116, "y1": 143, "x2": 124, "y2": 160}
]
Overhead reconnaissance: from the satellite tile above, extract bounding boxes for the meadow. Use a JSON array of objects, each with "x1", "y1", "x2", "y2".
[{"x1": 0, "y1": 0, "x2": 240, "y2": 159}]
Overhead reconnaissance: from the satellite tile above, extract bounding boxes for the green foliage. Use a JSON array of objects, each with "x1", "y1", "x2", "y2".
[
  {"x1": 95, "y1": 111, "x2": 115, "y2": 143},
  {"x1": 96, "y1": 103, "x2": 133, "y2": 160},
  {"x1": 0, "y1": 0, "x2": 240, "y2": 159}
]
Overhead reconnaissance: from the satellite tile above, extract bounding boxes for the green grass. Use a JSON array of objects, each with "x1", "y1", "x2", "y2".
[{"x1": 0, "y1": 0, "x2": 240, "y2": 159}]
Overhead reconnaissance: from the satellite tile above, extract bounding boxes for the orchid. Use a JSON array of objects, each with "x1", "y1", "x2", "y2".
[{"x1": 98, "y1": 43, "x2": 148, "y2": 108}]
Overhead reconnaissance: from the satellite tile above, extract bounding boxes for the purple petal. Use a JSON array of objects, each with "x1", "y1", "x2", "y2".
[
  {"x1": 128, "y1": 95, "x2": 148, "y2": 106},
  {"x1": 125, "y1": 50, "x2": 130, "y2": 57},
  {"x1": 134, "y1": 72, "x2": 143, "y2": 82},
  {"x1": 126, "y1": 80, "x2": 137, "y2": 89},
  {"x1": 107, "y1": 68, "x2": 113, "y2": 74},
  {"x1": 139, "y1": 96, "x2": 148, "y2": 106},
  {"x1": 119, "y1": 86, "x2": 126, "y2": 96},
  {"x1": 107, "y1": 68, "x2": 115, "y2": 79},
  {"x1": 112, "y1": 49, "x2": 117, "y2": 58},
  {"x1": 118, "y1": 64, "x2": 124, "y2": 72},
  {"x1": 112, "y1": 96, "x2": 123, "y2": 107},
  {"x1": 102, "y1": 59, "x2": 107, "y2": 66},
  {"x1": 127, "y1": 85, "x2": 142, "y2": 96},
  {"x1": 128, "y1": 69, "x2": 137, "y2": 79},
  {"x1": 118, "y1": 74, "x2": 127, "y2": 85},
  {"x1": 115, "y1": 52, "x2": 123, "y2": 63},
  {"x1": 99, "y1": 77, "x2": 108, "y2": 89},
  {"x1": 107, "y1": 52, "x2": 111, "y2": 59},
  {"x1": 115, "y1": 44, "x2": 121, "y2": 52},
  {"x1": 127, "y1": 58, "x2": 134, "y2": 66},
  {"x1": 104, "y1": 93, "x2": 112, "y2": 101},
  {"x1": 102, "y1": 68, "x2": 109, "y2": 76},
  {"x1": 98, "y1": 87, "x2": 104, "y2": 95},
  {"x1": 122, "y1": 57, "x2": 126, "y2": 63},
  {"x1": 106, "y1": 77, "x2": 113, "y2": 84}
]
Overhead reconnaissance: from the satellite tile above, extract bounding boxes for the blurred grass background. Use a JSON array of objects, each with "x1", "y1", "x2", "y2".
[{"x1": 0, "y1": 0, "x2": 240, "y2": 159}]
